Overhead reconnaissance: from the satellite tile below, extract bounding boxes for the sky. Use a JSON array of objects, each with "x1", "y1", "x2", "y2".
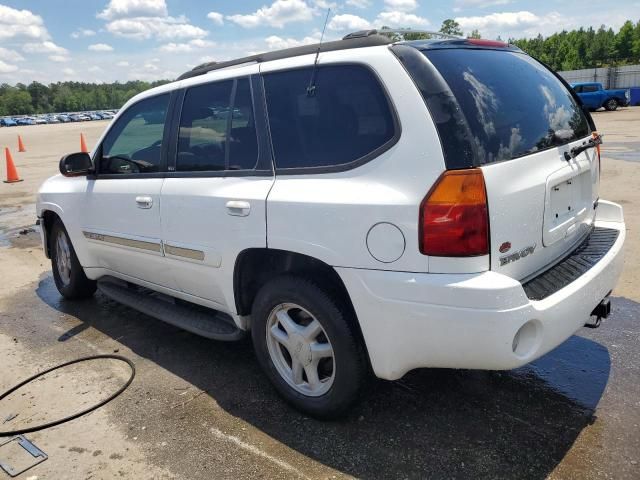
[{"x1": 0, "y1": 0, "x2": 636, "y2": 84}]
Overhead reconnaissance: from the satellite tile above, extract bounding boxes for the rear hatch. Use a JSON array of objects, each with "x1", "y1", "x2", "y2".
[{"x1": 399, "y1": 44, "x2": 599, "y2": 281}]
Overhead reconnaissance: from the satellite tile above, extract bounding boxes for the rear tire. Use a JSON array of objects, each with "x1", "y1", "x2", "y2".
[
  {"x1": 251, "y1": 274, "x2": 367, "y2": 418},
  {"x1": 50, "y1": 219, "x2": 96, "y2": 299},
  {"x1": 604, "y1": 98, "x2": 618, "y2": 111}
]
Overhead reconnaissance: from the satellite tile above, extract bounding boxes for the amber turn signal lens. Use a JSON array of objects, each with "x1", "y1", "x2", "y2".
[{"x1": 419, "y1": 168, "x2": 489, "y2": 257}]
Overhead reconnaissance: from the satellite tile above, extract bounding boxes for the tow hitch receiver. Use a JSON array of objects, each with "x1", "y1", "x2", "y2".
[{"x1": 585, "y1": 298, "x2": 611, "y2": 329}]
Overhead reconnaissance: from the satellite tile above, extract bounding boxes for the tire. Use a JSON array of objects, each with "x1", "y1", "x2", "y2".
[
  {"x1": 50, "y1": 219, "x2": 96, "y2": 299},
  {"x1": 604, "y1": 98, "x2": 618, "y2": 111},
  {"x1": 251, "y1": 274, "x2": 367, "y2": 418}
]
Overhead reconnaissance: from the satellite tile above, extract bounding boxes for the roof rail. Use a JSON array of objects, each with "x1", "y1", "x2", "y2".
[{"x1": 178, "y1": 34, "x2": 392, "y2": 81}]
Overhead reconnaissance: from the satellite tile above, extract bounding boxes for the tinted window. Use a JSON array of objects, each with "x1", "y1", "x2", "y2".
[
  {"x1": 423, "y1": 49, "x2": 590, "y2": 164},
  {"x1": 582, "y1": 84, "x2": 599, "y2": 93},
  {"x1": 264, "y1": 65, "x2": 396, "y2": 169},
  {"x1": 101, "y1": 94, "x2": 169, "y2": 174},
  {"x1": 177, "y1": 78, "x2": 258, "y2": 172}
]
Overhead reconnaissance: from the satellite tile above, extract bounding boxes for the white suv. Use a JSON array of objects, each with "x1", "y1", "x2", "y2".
[{"x1": 37, "y1": 31, "x2": 625, "y2": 418}]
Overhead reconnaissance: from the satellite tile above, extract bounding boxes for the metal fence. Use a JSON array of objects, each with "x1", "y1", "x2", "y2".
[{"x1": 558, "y1": 64, "x2": 640, "y2": 89}]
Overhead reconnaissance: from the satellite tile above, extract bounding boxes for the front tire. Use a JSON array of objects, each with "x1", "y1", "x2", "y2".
[
  {"x1": 604, "y1": 98, "x2": 619, "y2": 111},
  {"x1": 251, "y1": 275, "x2": 367, "y2": 418},
  {"x1": 50, "y1": 219, "x2": 96, "y2": 299}
]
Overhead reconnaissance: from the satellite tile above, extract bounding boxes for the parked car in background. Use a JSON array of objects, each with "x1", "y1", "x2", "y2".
[
  {"x1": 571, "y1": 82, "x2": 630, "y2": 111},
  {"x1": 46, "y1": 116, "x2": 60, "y2": 123},
  {"x1": 35, "y1": 116, "x2": 48, "y2": 125},
  {"x1": 57, "y1": 114, "x2": 71, "y2": 123},
  {"x1": 0, "y1": 117, "x2": 17, "y2": 127},
  {"x1": 89, "y1": 113, "x2": 101, "y2": 120},
  {"x1": 16, "y1": 117, "x2": 36, "y2": 126}
]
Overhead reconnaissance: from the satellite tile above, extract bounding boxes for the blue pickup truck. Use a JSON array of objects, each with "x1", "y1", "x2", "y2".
[{"x1": 571, "y1": 82, "x2": 630, "y2": 111}]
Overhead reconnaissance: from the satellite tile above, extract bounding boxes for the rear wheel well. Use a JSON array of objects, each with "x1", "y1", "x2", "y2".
[{"x1": 234, "y1": 249, "x2": 369, "y2": 360}]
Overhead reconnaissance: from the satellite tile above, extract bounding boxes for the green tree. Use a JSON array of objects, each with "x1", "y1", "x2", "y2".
[
  {"x1": 467, "y1": 29, "x2": 481, "y2": 39},
  {"x1": 440, "y1": 19, "x2": 463, "y2": 36},
  {"x1": 615, "y1": 20, "x2": 635, "y2": 61}
]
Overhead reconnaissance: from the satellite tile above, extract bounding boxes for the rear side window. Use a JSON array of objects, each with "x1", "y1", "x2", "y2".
[
  {"x1": 423, "y1": 49, "x2": 590, "y2": 165},
  {"x1": 177, "y1": 77, "x2": 259, "y2": 172},
  {"x1": 263, "y1": 64, "x2": 397, "y2": 170}
]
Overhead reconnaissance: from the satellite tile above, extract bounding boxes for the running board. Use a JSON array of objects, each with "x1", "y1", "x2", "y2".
[{"x1": 97, "y1": 277, "x2": 245, "y2": 341}]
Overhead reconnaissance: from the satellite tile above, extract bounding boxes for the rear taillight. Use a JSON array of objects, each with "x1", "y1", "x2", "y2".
[{"x1": 419, "y1": 168, "x2": 489, "y2": 257}]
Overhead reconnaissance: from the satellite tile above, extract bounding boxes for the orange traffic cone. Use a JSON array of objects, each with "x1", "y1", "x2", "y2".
[
  {"x1": 17, "y1": 135, "x2": 26, "y2": 152},
  {"x1": 3, "y1": 147, "x2": 23, "y2": 183},
  {"x1": 80, "y1": 133, "x2": 88, "y2": 153}
]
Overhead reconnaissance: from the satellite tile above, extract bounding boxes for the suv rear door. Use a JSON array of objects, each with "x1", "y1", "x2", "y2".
[
  {"x1": 397, "y1": 45, "x2": 598, "y2": 281},
  {"x1": 159, "y1": 74, "x2": 273, "y2": 311}
]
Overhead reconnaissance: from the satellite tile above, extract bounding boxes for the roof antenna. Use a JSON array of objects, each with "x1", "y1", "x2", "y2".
[{"x1": 307, "y1": 8, "x2": 331, "y2": 97}]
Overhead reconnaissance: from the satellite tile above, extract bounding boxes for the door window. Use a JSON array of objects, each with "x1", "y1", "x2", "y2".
[
  {"x1": 176, "y1": 77, "x2": 259, "y2": 172},
  {"x1": 582, "y1": 85, "x2": 599, "y2": 93},
  {"x1": 100, "y1": 94, "x2": 170, "y2": 174}
]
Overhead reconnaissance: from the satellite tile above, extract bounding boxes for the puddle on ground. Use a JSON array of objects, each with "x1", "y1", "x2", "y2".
[
  {"x1": 0, "y1": 204, "x2": 40, "y2": 248},
  {"x1": 602, "y1": 142, "x2": 640, "y2": 162}
]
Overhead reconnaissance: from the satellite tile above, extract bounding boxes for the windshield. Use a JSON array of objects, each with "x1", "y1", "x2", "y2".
[{"x1": 422, "y1": 49, "x2": 590, "y2": 165}]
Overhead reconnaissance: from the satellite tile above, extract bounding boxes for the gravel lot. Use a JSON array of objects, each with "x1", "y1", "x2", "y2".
[{"x1": 0, "y1": 110, "x2": 638, "y2": 479}]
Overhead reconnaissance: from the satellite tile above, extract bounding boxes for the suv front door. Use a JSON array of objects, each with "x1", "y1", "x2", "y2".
[{"x1": 81, "y1": 92, "x2": 178, "y2": 289}]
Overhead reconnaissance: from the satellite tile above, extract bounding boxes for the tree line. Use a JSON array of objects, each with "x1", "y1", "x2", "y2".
[
  {"x1": 388, "y1": 18, "x2": 640, "y2": 72},
  {"x1": 0, "y1": 80, "x2": 168, "y2": 117},
  {"x1": 2, "y1": 19, "x2": 639, "y2": 117}
]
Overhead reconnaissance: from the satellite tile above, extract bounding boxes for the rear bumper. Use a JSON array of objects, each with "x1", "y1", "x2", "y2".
[{"x1": 337, "y1": 200, "x2": 625, "y2": 380}]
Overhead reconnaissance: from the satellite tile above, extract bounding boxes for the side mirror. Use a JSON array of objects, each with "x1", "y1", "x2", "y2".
[{"x1": 59, "y1": 152, "x2": 93, "y2": 177}]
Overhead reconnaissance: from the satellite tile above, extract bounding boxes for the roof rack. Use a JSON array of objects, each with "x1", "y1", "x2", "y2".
[{"x1": 178, "y1": 33, "x2": 392, "y2": 80}]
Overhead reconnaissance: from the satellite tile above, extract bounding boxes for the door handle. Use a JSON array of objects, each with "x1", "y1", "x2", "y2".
[
  {"x1": 135, "y1": 196, "x2": 153, "y2": 209},
  {"x1": 226, "y1": 200, "x2": 251, "y2": 216}
]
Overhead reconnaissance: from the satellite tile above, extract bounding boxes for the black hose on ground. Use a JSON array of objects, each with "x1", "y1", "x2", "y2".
[{"x1": 0, "y1": 354, "x2": 135, "y2": 436}]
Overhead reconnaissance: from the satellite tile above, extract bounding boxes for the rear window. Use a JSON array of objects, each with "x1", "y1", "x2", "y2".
[{"x1": 421, "y1": 49, "x2": 590, "y2": 165}]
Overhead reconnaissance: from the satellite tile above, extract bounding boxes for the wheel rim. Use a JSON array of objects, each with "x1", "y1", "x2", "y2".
[
  {"x1": 607, "y1": 99, "x2": 617, "y2": 109},
  {"x1": 55, "y1": 231, "x2": 72, "y2": 286},
  {"x1": 265, "y1": 303, "x2": 335, "y2": 397}
]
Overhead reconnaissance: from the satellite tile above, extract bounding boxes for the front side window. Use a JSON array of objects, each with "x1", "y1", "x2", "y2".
[
  {"x1": 100, "y1": 94, "x2": 169, "y2": 174},
  {"x1": 263, "y1": 65, "x2": 397, "y2": 170},
  {"x1": 582, "y1": 85, "x2": 599, "y2": 93},
  {"x1": 177, "y1": 77, "x2": 259, "y2": 172}
]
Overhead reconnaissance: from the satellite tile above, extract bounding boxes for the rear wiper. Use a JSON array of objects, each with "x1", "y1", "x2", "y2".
[{"x1": 565, "y1": 133, "x2": 603, "y2": 160}]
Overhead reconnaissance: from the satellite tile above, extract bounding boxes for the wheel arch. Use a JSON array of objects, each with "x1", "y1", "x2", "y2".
[
  {"x1": 233, "y1": 248, "x2": 371, "y2": 365},
  {"x1": 40, "y1": 209, "x2": 63, "y2": 258}
]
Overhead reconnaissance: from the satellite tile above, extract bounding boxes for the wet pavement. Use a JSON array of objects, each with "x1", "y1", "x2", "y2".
[{"x1": 0, "y1": 269, "x2": 637, "y2": 479}]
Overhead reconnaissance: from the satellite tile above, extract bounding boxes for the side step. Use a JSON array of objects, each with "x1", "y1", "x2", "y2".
[{"x1": 97, "y1": 277, "x2": 245, "y2": 341}]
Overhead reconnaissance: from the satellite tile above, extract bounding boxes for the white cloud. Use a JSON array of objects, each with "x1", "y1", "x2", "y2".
[
  {"x1": 88, "y1": 43, "x2": 114, "y2": 52},
  {"x1": 0, "y1": 47, "x2": 24, "y2": 63},
  {"x1": 328, "y1": 14, "x2": 371, "y2": 31},
  {"x1": 71, "y1": 28, "x2": 96, "y2": 38},
  {"x1": 49, "y1": 55, "x2": 70, "y2": 62},
  {"x1": 454, "y1": 0, "x2": 512, "y2": 10},
  {"x1": 98, "y1": 0, "x2": 168, "y2": 20},
  {"x1": 116, "y1": 60, "x2": 130, "y2": 67},
  {"x1": 265, "y1": 33, "x2": 321, "y2": 50},
  {"x1": 0, "y1": 59, "x2": 18, "y2": 73},
  {"x1": 158, "y1": 39, "x2": 215, "y2": 52},
  {"x1": 23, "y1": 41, "x2": 68, "y2": 55},
  {"x1": 62, "y1": 67, "x2": 75, "y2": 76},
  {"x1": 383, "y1": 0, "x2": 418, "y2": 12},
  {"x1": 227, "y1": 0, "x2": 314, "y2": 28},
  {"x1": 105, "y1": 15, "x2": 208, "y2": 40},
  {"x1": 0, "y1": 4, "x2": 49, "y2": 40},
  {"x1": 375, "y1": 11, "x2": 429, "y2": 28},
  {"x1": 207, "y1": 11, "x2": 224, "y2": 25},
  {"x1": 454, "y1": 10, "x2": 569, "y2": 38},
  {"x1": 346, "y1": 0, "x2": 371, "y2": 8},
  {"x1": 88, "y1": 65, "x2": 103, "y2": 72}
]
